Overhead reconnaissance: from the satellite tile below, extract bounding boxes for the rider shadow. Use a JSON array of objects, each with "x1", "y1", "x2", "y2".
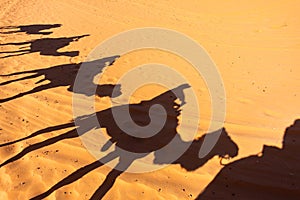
[
  {"x1": 197, "y1": 119, "x2": 300, "y2": 200},
  {"x1": 0, "y1": 34, "x2": 89, "y2": 58},
  {"x1": 0, "y1": 84, "x2": 190, "y2": 167},
  {"x1": 0, "y1": 84, "x2": 239, "y2": 199},
  {"x1": 0, "y1": 55, "x2": 121, "y2": 103},
  {"x1": 0, "y1": 24, "x2": 62, "y2": 35}
]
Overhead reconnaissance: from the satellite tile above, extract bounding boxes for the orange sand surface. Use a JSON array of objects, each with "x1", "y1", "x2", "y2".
[{"x1": 0, "y1": 0, "x2": 299, "y2": 199}]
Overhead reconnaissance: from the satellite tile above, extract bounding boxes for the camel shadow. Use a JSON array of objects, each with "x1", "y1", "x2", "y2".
[
  {"x1": 197, "y1": 119, "x2": 300, "y2": 200},
  {"x1": 0, "y1": 85, "x2": 191, "y2": 168},
  {"x1": 0, "y1": 34, "x2": 89, "y2": 58},
  {"x1": 0, "y1": 84, "x2": 238, "y2": 199},
  {"x1": 0, "y1": 55, "x2": 121, "y2": 103},
  {"x1": 0, "y1": 24, "x2": 62, "y2": 35}
]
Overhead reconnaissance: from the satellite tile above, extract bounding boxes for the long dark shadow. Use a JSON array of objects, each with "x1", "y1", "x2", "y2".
[
  {"x1": 0, "y1": 56, "x2": 121, "y2": 103},
  {"x1": 0, "y1": 24, "x2": 61, "y2": 35},
  {"x1": 0, "y1": 129, "x2": 77, "y2": 168},
  {"x1": 30, "y1": 161, "x2": 103, "y2": 200},
  {"x1": 28, "y1": 84, "x2": 238, "y2": 199},
  {"x1": 30, "y1": 151, "x2": 119, "y2": 200},
  {"x1": 0, "y1": 34, "x2": 89, "y2": 58},
  {"x1": 0, "y1": 73, "x2": 40, "y2": 86},
  {"x1": 0, "y1": 122, "x2": 74, "y2": 148},
  {"x1": 0, "y1": 83, "x2": 52, "y2": 103},
  {"x1": 90, "y1": 169, "x2": 124, "y2": 200}
]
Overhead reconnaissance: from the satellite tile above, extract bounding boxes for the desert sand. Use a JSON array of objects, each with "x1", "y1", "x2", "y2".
[{"x1": 0, "y1": 0, "x2": 299, "y2": 199}]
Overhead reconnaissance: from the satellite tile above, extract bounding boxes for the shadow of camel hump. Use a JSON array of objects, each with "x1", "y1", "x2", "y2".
[
  {"x1": 21, "y1": 84, "x2": 238, "y2": 200},
  {"x1": 0, "y1": 55, "x2": 121, "y2": 103},
  {"x1": 197, "y1": 119, "x2": 300, "y2": 200},
  {"x1": 0, "y1": 84, "x2": 188, "y2": 170},
  {"x1": 0, "y1": 24, "x2": 62, "y2": 35},
  {"x1": 97, "y1": 84, "x2": 189, "y2": 154},
  {"x1": 0, "y1": 34, "x2": 89, "y2": 58},
  {"x1": 14, "y1": 84, "x2": 188, "y2": 200}
]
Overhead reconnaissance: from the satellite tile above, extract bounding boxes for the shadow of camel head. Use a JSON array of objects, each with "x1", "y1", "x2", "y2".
[{"x1": 154, "y1": 128, "x2": 239, "y2": 171}]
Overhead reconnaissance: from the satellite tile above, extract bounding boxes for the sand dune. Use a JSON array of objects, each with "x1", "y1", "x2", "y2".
[{"x1": 0, "y1": 0, "x2": 299, "y2": 199}]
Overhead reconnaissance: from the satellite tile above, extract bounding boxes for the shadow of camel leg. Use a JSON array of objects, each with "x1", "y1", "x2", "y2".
[
  {"x1": 0, "y1": 69, "x2": 38, "y2": 76},
  {"x1": 0, "y1": 30, "x2": 20, "y2": 34},
  {"x1": 0, "y1": 49, "x2": 29, "y2": 54},
  {"x1": 0, "y1": 122, "x2": 74, "y2": 147},
  {"x1": 0, "y1": 51, "x2": 31, "y2": 58},
  {"x1": 0, "y1": 41, "x2": 31, "y2": 46},
  {"x1": 30, "y1": 151, "x2": 119, "y2": 200},
  {"x1": 0, "y1": 83, "x2": 51, "y2": 103},
  {"x1": 0, "y1": 73, "x2": 40, "y2": 86},
  {"x1": 0, "y1": 26, "x2": 17, "y2": 30},
  {"x1": 0, "y1": 129, "x2": 77, "y2": 168},
  {"x1": 90, "y1": 155, "x2": 135, "y2": 200}
]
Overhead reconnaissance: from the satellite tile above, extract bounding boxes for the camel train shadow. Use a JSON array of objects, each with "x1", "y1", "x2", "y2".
[
  {"x1": 0, "y1": 24, "x2": 62, "y2": 35},
  {"x1": 0, "y1": 34, "x2": 89, "y2": 58},
  {"x1": 0, "y1": 23, "x2": 88, "y2": 58},
  {"x1": 0, "y1": 84, "x2": 239, "y2": 200},
  {"x1": 197, "y1": 119, "x2": 300, "y2": 200},
  {"x1": 0, "y1": 56, "x2": 121, "y2": 103}
]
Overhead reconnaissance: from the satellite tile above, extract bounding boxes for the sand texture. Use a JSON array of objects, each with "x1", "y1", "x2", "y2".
[{"x1": 0, "y1": 0, "x2": 299, "y2": 199}]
